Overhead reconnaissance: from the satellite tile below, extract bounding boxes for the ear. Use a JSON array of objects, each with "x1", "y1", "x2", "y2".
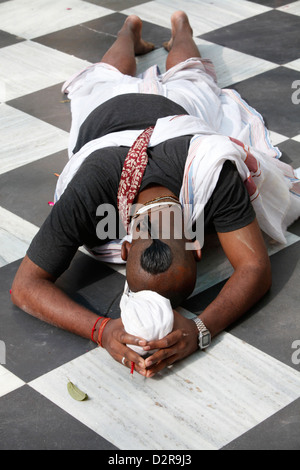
[
  {"x1": 121, "y1": 240, "x2": 132, "y2": 261},
  {"x1": 193, "y1": 239, "x2": 202, "y2": 262}
]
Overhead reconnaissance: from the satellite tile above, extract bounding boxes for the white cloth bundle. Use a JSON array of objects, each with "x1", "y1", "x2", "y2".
[{"x1": 120, "y1": 282, "x2": 174, "y2": 355}]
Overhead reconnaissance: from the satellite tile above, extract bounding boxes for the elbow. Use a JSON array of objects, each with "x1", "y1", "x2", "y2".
[
  {"x1": 251, "y1": 257, "x2": 272, "y2": 296},
  {"x1": 11, "y1": 276, "x2": 40, "y2": 318},
  {"x1": 10, "y1": 255, "x2": 55, "y2": 315},
  {"x1": 11, "y1": 264, "x2": 33, "y2": 311},
  {"x1": 238, "y1": 257, "x2": 272, "y2": 300},
  {"x1": 10, "y1": 276, "x2": 26, "y2": 309}
]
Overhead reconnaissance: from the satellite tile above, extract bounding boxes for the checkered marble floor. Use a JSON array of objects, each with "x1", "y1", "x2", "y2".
[{"x1": 0, "y1": 0, "x2": 300, "y2": 452}]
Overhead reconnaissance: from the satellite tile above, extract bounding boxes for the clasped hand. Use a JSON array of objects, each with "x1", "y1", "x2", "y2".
[{"x1": 101, "y1": 310, "x2": 199, "y2": 378}]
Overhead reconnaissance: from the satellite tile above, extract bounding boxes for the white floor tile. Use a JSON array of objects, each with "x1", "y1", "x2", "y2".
[
  {"x1": 0, "y1": 365, "x2": 25, "y2": 398},
  {"x1": 136, "y1": 40, "x2": 278, "y2": 88},
  {"x1": 269, "y1": 130, "x2": 290, "y2": 146},
  {"x1": 0, "y1": 0, "x2": 112, "y2": 39},
  {"x1": 278, "y1": 0, "x2": 300, "y2": 16},
  {"x1": 0, "y1": 41, "x2": 90, "y2": 101},
  {"x1": 0, "y1": 104, "x2": 69, "y2": 175},
  {"x1": 136, "y1": 48, "x2": 168, "y2": 76},
  {"x1": 195, "y1": 39, "x2": 278, "y2": 88},
  {"x1": 0, "y1": 207, "x2": 39, "y2": 267},
  {"x1": 124, "y1": 0, "x2": 270, "y2": 35},
  {"x1": 29, "y1": 332, "x2": 300, "y2": 450},
  {"x1": 284, "y1": 59, "x2": 300, "y2": 72}
]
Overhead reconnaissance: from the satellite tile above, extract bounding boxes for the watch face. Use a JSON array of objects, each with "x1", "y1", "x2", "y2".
[{"x1": 200, "y1": 332, "x2": 211, "y2": 349}]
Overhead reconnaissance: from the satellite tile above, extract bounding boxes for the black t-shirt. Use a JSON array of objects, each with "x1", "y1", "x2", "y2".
[
  {"x1": 27, "y1": 94, "x2": 255, "y2": 278},
  {"x1": 73, "y1": 93, "x2": 189, "y2": 154}
]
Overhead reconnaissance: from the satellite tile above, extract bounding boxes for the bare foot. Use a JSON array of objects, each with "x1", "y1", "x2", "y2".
[
  {"x1": 163, "y1": 11, "x2": 193, "y2": 51},
  {"x1": 120, "y1": 15, "x2": 155, "y2": 55}
]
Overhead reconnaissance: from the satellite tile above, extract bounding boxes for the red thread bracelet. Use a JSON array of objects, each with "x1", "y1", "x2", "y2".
[
  {"x1": 91, "y1": 316, "x2": 104, "y2": 343},
  {"x1": 97, "y1": 318, "x2": 111, "y2": 348}
]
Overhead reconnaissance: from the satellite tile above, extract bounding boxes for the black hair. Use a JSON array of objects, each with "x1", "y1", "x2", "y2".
[{"x1": 140, "y1": 239, "x2": 173, "y2": 275}]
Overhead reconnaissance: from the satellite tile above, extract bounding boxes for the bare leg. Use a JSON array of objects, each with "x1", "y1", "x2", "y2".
[
  {"x1": 101, "y1": 15, "x2": 155, "y2": 76},
  {"x1": 164, "y1": 11, "x2": 201, "y2": 71}
]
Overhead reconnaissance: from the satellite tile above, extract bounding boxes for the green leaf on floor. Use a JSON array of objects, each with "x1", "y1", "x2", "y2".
[{"x1": 67, "y1": 381, "x2": 88, "y2": 401}]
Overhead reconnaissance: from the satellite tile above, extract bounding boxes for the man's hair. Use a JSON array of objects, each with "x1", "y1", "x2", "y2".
[
  {"x1": 139, "y1": 214, "x2": 173, "y2": 275},
  {"x1": 128, "y1": 213, "x2": 196, "y2": 307},
  {"x1": 140, "y1": 239, "x2": 173, "y2": 275}
]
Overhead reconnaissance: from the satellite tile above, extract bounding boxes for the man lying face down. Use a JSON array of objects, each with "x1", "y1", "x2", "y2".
[{"x1": 11, "y1": 11, "x2": 298, "y2": 379}]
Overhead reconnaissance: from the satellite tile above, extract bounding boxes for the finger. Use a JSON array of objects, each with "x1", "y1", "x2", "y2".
[
  {"x1": 119, "y1": 355, "x2": 132, "y2": 369},
  {"x1": 118, "y1": 330, "x2": 148, "y2": 348},
  {"x1": 109, "y1": 318, "x2": 149, "y2": 347},
  {"x1": 145, "y1": 353, "x2": 178, "y2": 377},
  {"x1": 143, "y1": 330, "x2": 182, "y2": 353},
  {"x1": 118, "y1": 346, "x2": 147, "y2": 373},
  {"x1": 144, "y1": 341, "x2": 179, "y2": 368}
]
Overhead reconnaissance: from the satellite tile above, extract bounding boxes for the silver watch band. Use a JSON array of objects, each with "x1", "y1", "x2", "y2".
[
  {"x1": 192, "y1": 317, "x2": 211, "y2": 349},
  {"x1": 192, "y1": 317, "x2": 208, "y2": 333}
]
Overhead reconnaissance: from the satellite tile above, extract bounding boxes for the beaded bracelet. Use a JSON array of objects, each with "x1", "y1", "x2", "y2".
[
  {"x1": 91, "y1": 316, "x2": 104, "y2": 343},
  {"x1": 97, "y1": 318, "x2": 111, "y2": 348}
]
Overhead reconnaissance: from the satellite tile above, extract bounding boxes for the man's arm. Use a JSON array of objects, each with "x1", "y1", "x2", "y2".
[
  {"x1": 199, "y1": 218, "x2": 272, "y2": 337},
  {"x1": 143, "y1": 219, "x2": 272, "y2": 376},
  {"x1": 11, "y1": 255, "x2": 148, "y2": 374}
]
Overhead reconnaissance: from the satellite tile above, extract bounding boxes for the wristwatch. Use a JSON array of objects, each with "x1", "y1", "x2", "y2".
[{"x1": 192, "y1": 317, "x2": 211, "y2": 350}]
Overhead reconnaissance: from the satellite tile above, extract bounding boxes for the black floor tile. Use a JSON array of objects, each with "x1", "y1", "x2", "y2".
[
  {"x1": 0, "y1": 150, "x2": 68, "y2": 227},
  {"x1": 199, "y1": 10, "x2": 300, "y2": 65},
  {"x1": 278, "y1": 138, "x2": 300, "y2": 169},
  {"x1": 230, "y1": 66, "x2": 300, "y2": 138},
  {"x1": 84, "y1": 0, "x2": 149, "y2": 10},
  {"x1": 56, "y1": 251, "x2": 126, "y2": 320},
  {"x1": 0, "y1": 29, "x2": 24, "y2": 48},
  {"x1": 249, "y1": 0, "x2": 297, "y2": 6},
  {"x1": 7, "y1": 83, "x2": 71, "y2": 132},
  {"x1": 222, "y1": 397, "x2": 300, "y2": 450},
  {"x1": 1, "y1": 258, "x2": 95, "y2": 382},
  {"x1": 288, "y1": 217, "x2": 300, "y2": 238},
  {"x1": 1, "y1": 254, "x2": 124, "y2": 382},
  {"x1": 34, "y1": 25, "x2": 116, "y2": 63},
  {"x1": 33, "y1": 12, "x2": 170, "y2": 62},
  {"x1": 0, "y1": 385, "x2": 118, "y2": 450},
  {"x1": 83, "y1": 12, "x2": 171, "y2": 49}
]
